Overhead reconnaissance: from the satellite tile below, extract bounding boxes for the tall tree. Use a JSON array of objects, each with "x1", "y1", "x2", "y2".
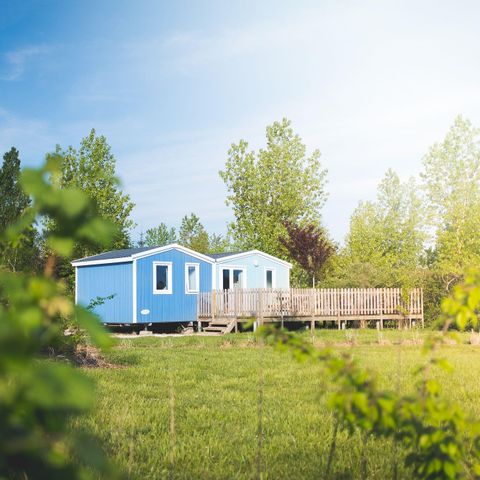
[
  {"x1": 0, "y1": 147, "x2": 39, "y2": 272},
  {"x1": 220, "y1": 118, "x2": 327, "y2": 259},
  {"x1": 420, "y1": 115, "x2": 480, "y2": 289},
  {"x1": 178, "y1": 213, "x2": 209, "y2": 253},
  {"x1": 48, "y1": 130, "x2": 134, "y2": 284},
  {"x1": 280, "y1": 222, "x2": 335, "y2": 287},
  {"x1": 144, "y1": 223, "x2": 177, "y2": 247},
  {"x1": 53, "y1": 129, "x2": 134, "y2": 254},
  {"x1": 335, "y1": 169, "x2": 425, "y2": 287}
]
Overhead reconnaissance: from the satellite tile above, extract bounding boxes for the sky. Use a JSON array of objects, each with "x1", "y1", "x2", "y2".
[{"x1": 1, "y1": 0, "x2": 480, "y2": 244}]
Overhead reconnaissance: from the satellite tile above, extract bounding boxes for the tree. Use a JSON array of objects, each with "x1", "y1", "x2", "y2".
[
  {"x1": 420, "y1": 115, "x2": 480, "y2": 289},
  {"x1": 220, "y1": 118, "x2": 327, "y2": 259},
  {"x1": 207, "y1": 232, "x2": 232, "y2": 254},
  {"x1": 280, "y1": 222, "x2": 335, "y2": 287},
  {"x1": 178, "y1": 213, "x2": 209, "y2": 253},
  {"x1": 144, "y1": 223, "x2": 177, "y2": 247},
  {"x1": 0, "y1": 147, "x2": 39, "y2": 272},
  {"x1": 334, "y1": 169, "x2": 425, "y2": 287},
  {"x1": 49, "y1": 130, "x2": 135, "y2": 282}
]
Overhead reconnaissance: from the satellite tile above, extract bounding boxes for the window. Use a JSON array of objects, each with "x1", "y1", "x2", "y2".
[
  {"x1": 221, "y1": 267, "x2": 246, "y2": 290},
  {"x1": 185, "y1": 263, "x2": 199, "y2": 293},
  {"x1": 233, "y1": 269, "x2": 244, "y2": 287},
  {"x1": 266, "y1": 269, "x2": 273, "y2": 288},
  {"x1": 153, "y1": 262, "x2": 172, "y2": 294},
  {"x1": 265, "y1": 268, "x2": 275, "y2": 288}
]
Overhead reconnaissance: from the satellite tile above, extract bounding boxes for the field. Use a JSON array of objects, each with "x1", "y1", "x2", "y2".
[{"x1": 74, "y1": 330, "x2": 480, "y2": 479}]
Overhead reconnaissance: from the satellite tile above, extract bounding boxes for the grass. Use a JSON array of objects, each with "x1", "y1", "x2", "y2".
[{"x1": 73, "y1": 329, "x2": 480, "y2": 479}]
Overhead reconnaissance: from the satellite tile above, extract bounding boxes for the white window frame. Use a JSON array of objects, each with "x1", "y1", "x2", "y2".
[
  {"x1": 264, "y1": 267, "x2": 276, "y2": 289},
  {"x1": 185, "y1": 262, "x2": 200, "y2": 294},
  {"x1": 153, "y1": 261, "x2": 173, "y2": 294},
  {"x1": 220, "y1": 265, "x2": 247, "y2": 290}
]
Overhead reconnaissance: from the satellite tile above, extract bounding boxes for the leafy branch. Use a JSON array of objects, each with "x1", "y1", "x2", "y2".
[{"x1": 258, "y1": 272, "x2": 480, "y2": 479}]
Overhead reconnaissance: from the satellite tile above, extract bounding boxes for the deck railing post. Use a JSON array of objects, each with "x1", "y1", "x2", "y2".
[
  {"x1": 310, "y1": 288, "x2": 315, "y2": 333},
  {"x1": 258, "y1": 289, "x2": 264, "y2": 327},
  {"x1": 212, "y1": 290, "x2": 216, "y2": 320},
  {"x1": 421, "y1": 288, "x2": 424, "y2": 328}
]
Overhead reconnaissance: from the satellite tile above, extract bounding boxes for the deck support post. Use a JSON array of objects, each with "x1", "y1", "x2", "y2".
[
  {"x1": 234, "y1": 319, "x2": 238, "y2": 333},
  {"x1": 198, "y1": 319, "x2": 202, "y2": 333}
]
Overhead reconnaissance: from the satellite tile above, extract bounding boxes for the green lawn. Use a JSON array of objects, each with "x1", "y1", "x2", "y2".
[{"x1": 74, "y1": 330, "x2": 480, "y2": 479}]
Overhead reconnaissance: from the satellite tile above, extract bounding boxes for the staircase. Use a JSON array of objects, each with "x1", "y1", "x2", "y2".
[{"x1": 202, "y1": 318, "x2": 237, "y2": 335}]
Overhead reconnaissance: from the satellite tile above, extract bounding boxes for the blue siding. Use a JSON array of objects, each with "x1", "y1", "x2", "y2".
[
  {"x1": 136, "y1": 249, "x2": 212, "y2": 323},
  {"x1": 215, "y1": 253, "x2": 290, "y2": 289},
  {"x1": 77, "y1": 262, "x2": 133, "y2": 323}
]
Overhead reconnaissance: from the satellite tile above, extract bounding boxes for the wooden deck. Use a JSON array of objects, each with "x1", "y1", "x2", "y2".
[{"x1": 197, "y1": 288, "x2": 424, "y2": 330}]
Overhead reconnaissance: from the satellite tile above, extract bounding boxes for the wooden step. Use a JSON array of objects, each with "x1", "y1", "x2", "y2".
[
  {"x1": 202, "y1": 318, "x2": 237, "y2": 335},
  {"x1": 203, "y1": 326, "x2": 226, "y2": 332}
]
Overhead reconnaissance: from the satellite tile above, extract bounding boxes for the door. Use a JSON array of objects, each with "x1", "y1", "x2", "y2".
[{"x1": 221, "y1": 267, "x2": 245, "y2": 290}]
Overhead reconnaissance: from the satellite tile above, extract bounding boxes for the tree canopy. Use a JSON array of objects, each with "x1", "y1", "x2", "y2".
[
  {"x1": 333, "y1": 169, "x2": 425, "y2": 287},
  {"x1": 280, "y1": 221, "x2": 335, "y2": 287},
  {"x1": 0, "y1": 147, "x2": 39, "y2": 272},
  {"x1": 220, "y1": 118, "x2": 327, "y2": 259},
  {"x1": 55, "y1": 129, "x2": 135, "y2": 254},
  {"x1": 144, "y1": 223, "x2": 177, "y2": 247},
  {"x1": 178, "y1": 213, "x2": 210, "y2": 253},
  {"x1": 420, "y1": 115, "x2": 480, "y2": 288}
]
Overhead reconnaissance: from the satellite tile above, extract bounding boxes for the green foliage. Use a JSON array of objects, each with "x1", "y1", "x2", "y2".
[
  {"x1": 0, "y1": 156, "x2": 119, "y2": 479},
  {"x1": 178, "y1": 213, "x2": 210, "y2": 253},
  {"x1": 87, "y1": 293, "x2": 117, "y2": 311},
  {"x1": 0, "y1": 147, "x2": 40, "y2": 273},
  {"x1": 259, "y1": 272, "x2": 480, "y2": 479},
  {"x1": 220, "y1": 118, "x2": 327, "y2": 258},
  {"x1": 421, "y1": 116, "x2": 480, "y2": 289},
  {"x1": 441, "y1": 270, "x2": 480, "y2": 330},
  {"x1": 144, "y1": 222, "x2": 177, "y2": 247},
  {"x1": 207, "y1": 232, "x2": 232, "y2": 254},
  {"x1": 141, "y1": 217, "x2": 231, "y2": 254},
  {"x1": 330, "y1": 169, "x2": 425, "y2": 288}
]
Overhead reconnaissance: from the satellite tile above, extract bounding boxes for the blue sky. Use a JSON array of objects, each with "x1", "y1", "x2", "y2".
[{"x1": 1, "y1": 0, "x2": 480, "y2": 243}]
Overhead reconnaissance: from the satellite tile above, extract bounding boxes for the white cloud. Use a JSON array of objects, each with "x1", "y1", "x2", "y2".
[{"x1": 0, "y1": 45, "x2": 51, "y2": 81}]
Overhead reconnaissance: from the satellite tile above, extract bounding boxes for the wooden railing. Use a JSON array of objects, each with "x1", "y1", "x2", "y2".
[{"x1": 197, "y1": 288, "x2": 423, "y2": 323}]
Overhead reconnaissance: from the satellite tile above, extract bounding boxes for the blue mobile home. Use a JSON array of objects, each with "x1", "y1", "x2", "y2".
[
  {"x1": 73, "y1": 244, "x2": 291, "y2": 325},
  {"x1": 73, "y1": 244, "x2": 214, "y2": 324}
]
